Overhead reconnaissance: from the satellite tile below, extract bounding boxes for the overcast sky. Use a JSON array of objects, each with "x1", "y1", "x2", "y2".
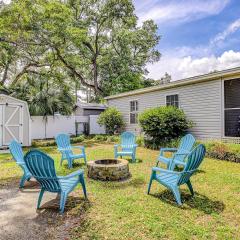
[{"x1": 134, "y1": 0, "x2": 240, "y2": 80}]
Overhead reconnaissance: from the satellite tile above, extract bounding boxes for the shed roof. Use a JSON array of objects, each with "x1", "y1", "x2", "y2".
[
  {"x1": 0, "y1": 94, "x2": 28, "y2": 105},
  {"x1": 105, "y1": 66, "x2": 240, "y2": 100},
  {"x1": 75, "y1": 102, "x2": 107, "y2": 110}
]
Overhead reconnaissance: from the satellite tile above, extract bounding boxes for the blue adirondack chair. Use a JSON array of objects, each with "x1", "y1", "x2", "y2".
[
  {"x1": 9, "y1": 140, "x2": 32, "y2": 188},
  {"x1": 114, "y1": 132, "x2": 138, "y2": 162},
  {"x1": 156, "y1": 134, "x2": 196, "y2": 170},
  {"x1": 55, "y1": 133, "x2": 86, "y2": 168},
  {"x1": 24, "y1": 149, "x2": 87, "y2": 213},
  {"x1": 148, "y1": 144, "x2": 206, "y2": 205}
]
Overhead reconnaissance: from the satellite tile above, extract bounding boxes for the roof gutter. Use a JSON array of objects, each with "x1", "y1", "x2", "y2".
[{"x1": 105, "y1": 67, "x2": 240, "y2": 100}]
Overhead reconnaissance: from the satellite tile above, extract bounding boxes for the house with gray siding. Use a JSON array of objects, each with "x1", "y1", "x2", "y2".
[{"x1": 105, "y1": 67, "x2": 240, "y2": 142}]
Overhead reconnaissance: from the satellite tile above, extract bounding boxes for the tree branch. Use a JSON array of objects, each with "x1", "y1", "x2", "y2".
[
  {"x1": 1, "y1": 61, "x2": 10, "y2": 85},
  {"x1": 10, "y1": 63, "x2": 50, "y2": 86},
  {"x1": 54, "y1": 47, "x2": 103, "y2": 94}
]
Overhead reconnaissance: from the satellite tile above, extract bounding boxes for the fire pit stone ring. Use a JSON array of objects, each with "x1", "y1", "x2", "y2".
[{"x1": 87, "y1": 159, "x2": 130, "y2": 181}]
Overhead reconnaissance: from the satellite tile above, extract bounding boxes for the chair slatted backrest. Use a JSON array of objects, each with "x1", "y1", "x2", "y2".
[
  {"x1": 56, "y1": 134, "x2": 71, "y2": 149},
  {"x1": 56, "y1": 133, "x2": 73, "y2": 154},
  {"x1": 121, "y1": 132, "x2": 136, "y2": 151},
  {"x1": 174, "y1": 134, "x2": 196, "y2": 162},
  {"x1": 9, "y1": 140, "x2": 24, "y2": 163},
  {"x1": 25, "y1": 150, "x2": 61, "y2": 192},
  {"x1": 177, "y1": 144, "x2": 206, "y2": 185}
]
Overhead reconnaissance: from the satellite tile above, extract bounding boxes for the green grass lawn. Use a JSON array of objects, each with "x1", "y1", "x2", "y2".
[{"x1": 1, "y1": 143, "x2": 240, "y2": 239}]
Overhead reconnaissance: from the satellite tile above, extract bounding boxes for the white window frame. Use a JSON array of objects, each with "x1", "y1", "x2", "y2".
[
  {"x1": 165, "y1": 94, "x2": 180, "y2": 108},
  {"x1": 129, "y1": 100, "x2": 139, "y2": 124}
]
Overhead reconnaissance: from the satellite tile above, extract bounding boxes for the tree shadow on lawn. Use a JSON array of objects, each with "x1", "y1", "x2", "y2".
[
  {"x1": 61, "y1": 162, "x2": 86, "y2": 169},
  {"x1": 151, "y1": 190, "x2": 225, "y2": 214},
  {"x1": 94, "y1": 177, "x2": 145, "y2": 190},
  {"x1": 35, "y1": 195, "x2": 91, "y2": 217},
  {"x1": 33, "y1": 194, "x2": 92, "y2": 238}
]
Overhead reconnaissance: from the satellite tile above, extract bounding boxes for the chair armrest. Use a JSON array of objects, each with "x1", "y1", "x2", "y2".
[
  {"x1": 160, "y1": 148, "x2": 178, "y2": 152},
  {"x1": 159, "y1": 148, "x2": 178, "y2": 156},
  {"x1": 172, "y1": 152, "x2": 189, "y2": 161},
  {"x1": 152, "y1": 167, "x2": 181, "y2": 175},
  {"x1": 72, "y1": 146, "x2": 85, "y2": 150},
  {"x1": 114, "y1": 144, "x2": 120, "y2": 149},
  {"x1": 133, "y1": 144, "x2": 138, "y2": 148},
  {"x1": 16, "y1": 162, "x2": 27, "y2": 167},
  {"x1": 58, "y1": 148, "x2": 71, "y2": 152},
  {"x1": 58, "y1": 169, "x2": 84, "y2": 179}
]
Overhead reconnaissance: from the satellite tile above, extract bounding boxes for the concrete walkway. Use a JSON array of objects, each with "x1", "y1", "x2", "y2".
[{"x1": 0, "y1": 181, "x2": 62, "y2": 240}]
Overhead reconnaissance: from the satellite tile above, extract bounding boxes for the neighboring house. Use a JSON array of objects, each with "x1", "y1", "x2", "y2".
[
  {"x1": 105, "y1": 67, "x2": 240, "y2": 143},
  {"x1": 74, "y1": 102, "x2": 107, "y2": 135}
]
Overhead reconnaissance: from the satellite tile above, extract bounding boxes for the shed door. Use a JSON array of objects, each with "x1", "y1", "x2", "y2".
[{"x1": 2, "y1": 104, "x2": 23, "y2": 145}]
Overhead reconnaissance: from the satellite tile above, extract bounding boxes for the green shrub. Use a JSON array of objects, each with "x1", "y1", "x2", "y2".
[
  {"x1": 32, "y1": 139, "x2": 56, "y2": 148},
  {"x1": 32, "y1": 135, "x2": 85, "y2": 147},
  {"x1": 139, "y1": 106, "x2": 192, "y2": 147},
  {"x1": 106, "y1": 135, "x2": 120, "y2": 143},
  {"x1": 136, "y1": 135, "x2": 145, "y2": 147},
  {"x1": 71, "y1": 135, "x2": 85, "y2": 144},
  {"x1": 93, "y1": 134, "x2": 108, "y2": 141},
  {"x1": 98, "y1": 107, "x2": 125, "y2": 135}
]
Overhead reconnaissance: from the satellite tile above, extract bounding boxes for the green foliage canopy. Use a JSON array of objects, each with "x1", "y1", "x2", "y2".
[{"x1": 0, "y1": 0, "x2": 160, "y2": 98}]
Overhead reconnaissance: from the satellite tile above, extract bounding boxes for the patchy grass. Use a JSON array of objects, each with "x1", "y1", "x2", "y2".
[{"x1": 0, "y1": 143, "x2": 240, "y2": 239}]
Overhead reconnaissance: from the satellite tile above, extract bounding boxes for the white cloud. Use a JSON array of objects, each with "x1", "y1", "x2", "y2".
[
  {"x1": 211, "y1": 18, "x2": 240, "y2": 46},
  {"x1": 147, "y1": 50, "x2": 240, "y2": 80},
  {"x1": 136, "y1": 0, "x2": 230, "y2": 24}
]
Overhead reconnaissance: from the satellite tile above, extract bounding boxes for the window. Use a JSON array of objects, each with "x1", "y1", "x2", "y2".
[
  {"x1": 224, "y1": 79, "x2": 240, "y2": 137},
  {"x1": 130, "y1": 100, "x2": 138, "y2": 124},
  {"x1": 166, "y1": 94, "x2": 179, "y2": 108}
]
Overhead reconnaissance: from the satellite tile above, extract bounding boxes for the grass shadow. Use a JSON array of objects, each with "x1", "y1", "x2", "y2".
[
  {"x1": 173, "y1": 167, "x2": 206, "y2": 174},
  {"x1": 31, "y1": 195, "x2": 92, "y2": 239},
  {"x1": 195, "y1": 169, "x2": 206, "y2": 174},
  {"x1": 35, "y1": 195, "x2": 91, "y2": 219},
  {"x1": 20, "y1": 180, "x2": 41, "y2": 193},
  {"x1": 94, "y1": 177, "x2": 145, "y2": 190},
  {"x1": 151, "y1": 190, "x2": 225, "y2": 214},
  {"x1": 61, "y1": 162, "x2": 86, "y2": 169}
]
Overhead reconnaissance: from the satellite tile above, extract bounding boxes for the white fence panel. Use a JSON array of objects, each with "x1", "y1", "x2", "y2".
[
  {"x1": 89, "y1": 115, "x2": 106, "y2": 135},
  {"x1": 31, "y1": 116, "x2": 76, "y2": 139},
  {"x1": 31, "y1": 116, "x2": 46, "y2": 139},
  {"x1": 75, "y1": 116, "x2": 89, "y2": 123},
  {"x1": 31, "y1": 114, "x2": 106, "y2": 139}
]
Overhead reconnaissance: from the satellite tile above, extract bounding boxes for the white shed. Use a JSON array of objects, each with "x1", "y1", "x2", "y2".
[{"x1": 0, "y1": 94, "x2": 31, "y2": 147}]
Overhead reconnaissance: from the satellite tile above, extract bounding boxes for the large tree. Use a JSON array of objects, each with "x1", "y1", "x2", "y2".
[{"x1": 0, "y1": 0, "x2": 160, "y2": 97}]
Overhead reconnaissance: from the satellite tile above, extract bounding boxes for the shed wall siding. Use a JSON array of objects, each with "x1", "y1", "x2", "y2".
[{"x1": 107, "y1": 79, "x2": 222, "y2": 140}]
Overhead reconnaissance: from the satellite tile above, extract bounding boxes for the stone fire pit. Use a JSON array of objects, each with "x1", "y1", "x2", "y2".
[{"x1": 87, "y1": 159, "x2": 130, "y2": 181}]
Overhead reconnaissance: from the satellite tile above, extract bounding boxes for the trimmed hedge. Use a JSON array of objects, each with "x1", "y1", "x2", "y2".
[{"x1": 139, "y1": 106, "x2": 192, "y2": 147}]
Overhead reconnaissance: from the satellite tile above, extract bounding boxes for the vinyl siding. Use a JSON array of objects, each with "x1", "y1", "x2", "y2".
[{"x1": 107, "y1": 79, "x2": 223, "y2": 140}]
